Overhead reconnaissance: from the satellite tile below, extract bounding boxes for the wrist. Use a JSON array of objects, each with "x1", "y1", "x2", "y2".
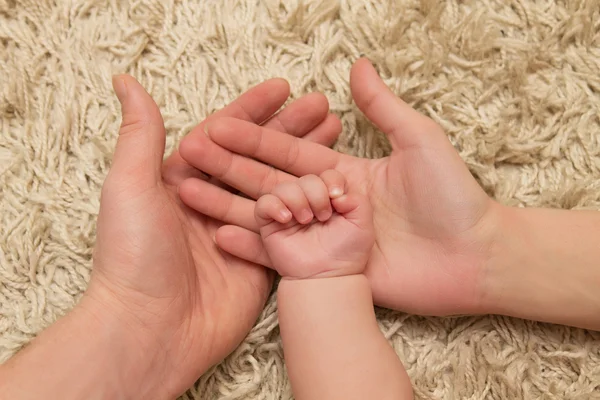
[
  {"x1": 479, "y1": 204, "x2": 557, "y2": 319},
  {"x1": 478, "y1": 204, "x2": 600, "y2": 329},
  {"x1": 477, "y1": 202, "x2": 517, "y2": 316},
  {"x1": 278, "y1": 258, "x2": 369, "y2": 281},
  {"x1": 76, "y1": 294, "x2": 170, "y2": 399},
  {"x1": 0, "y1": 294, "x2": 170, "y2": 400},
  {"x1": 278, "y1": 274, "x2": 371, "y2": 298},
  {"x1": 446, "y1": 199, "x2": 506, "y2": 316},
  {"x1": 279, "y1": 271, "x2": 366, "y2": 282},
  {"x1": 277, "y1": 275, "x2": 374, "y2": 328}
]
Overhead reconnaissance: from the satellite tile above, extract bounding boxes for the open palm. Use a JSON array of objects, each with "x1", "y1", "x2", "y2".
[
  {"x1": 87, "y1": 75, "x2": 340, "y2": 398},
  {"x1": 178, "y1": 59, "x2": 496, "y2": 316}
]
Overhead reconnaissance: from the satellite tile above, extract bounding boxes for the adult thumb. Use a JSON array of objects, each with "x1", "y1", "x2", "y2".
[
  {"x1": 350, "y1": 58, "x2": 442, "y2": 150},
  {"x1": 110, "y1": 75, "x2": 165, "y2": 187}
]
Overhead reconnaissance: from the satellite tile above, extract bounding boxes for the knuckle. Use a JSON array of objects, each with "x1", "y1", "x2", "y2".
[
  {"x1": 178, "y1": 134, "x2": 200, "y2": 159},
  {"x1": 254, "y1": 244, "x2": 267, "y2": 264},
  {"x1": 216, "y1": 192, "x2": 234, "y2": 222},
  {"x1": 100, "y1": 175, "x2": 126, "y2": 202},
  {"x1": 250, "y1": 126, "x2": 264, "y2": 156},
  {"x1": 282, "y1": 137, "x2": 300, "y2": 171},
  {"x1": 320, "y1": 169, "x2": 333, "y2": 179},
  {"x1": 257, "y1": 166, "x2": 278, "y2": 197},
  {"x1": 327, "y1": 168, "x2": 341, "y2": 177},
  {"x1": 265, "y1": 194, "x2": 280, "y2": 205},
  {"x1": 99, "y1": 179, "x2": 113, "y2": 200},
  {"x1": 271, "y1": 178, "x2": 293, "y2": 195},
  {"x1": 257, "y1": 194, "x2": 270, "y2": 207},
  {"x1": 332, "y1": 170, "x2": 345, "y2": 182},
  {"x1": 299, "y1": 174, "x2": 318, "y2": 184},
  {"x1": 119, "y1": 116, "x2": 153, "y2": 136}
]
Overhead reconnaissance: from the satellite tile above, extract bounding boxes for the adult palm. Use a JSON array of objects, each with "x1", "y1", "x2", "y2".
[
  {"x1": 178, "y1": 59, "x2": 496, "y2": 316},
  {"x1": 87, "y1": 75, "x2": 341, "y2": 399}
]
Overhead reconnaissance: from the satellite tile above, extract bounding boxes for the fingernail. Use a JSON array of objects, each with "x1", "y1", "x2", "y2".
[
  {"x1": 300, "y1": 209, "x2": 313, "y2": 223},
  {"x1": 203, "y1": 123, "x2": 210, "y2": 137},
  {"x1": 112, "y1": 75, "x2": 127, "y2": 103},
  {"x1": 280, "y1": 209, "x2": 291, "y2": 221},
  {"x1": 318, "y1": 210, "x2": 331, "y2": 221},
  {"x1": 329, "y1": 187, "x2": 343, "y2": 198}
]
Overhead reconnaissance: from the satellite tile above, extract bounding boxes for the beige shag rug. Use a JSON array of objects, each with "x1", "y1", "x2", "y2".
[{"x1": 2, "y1": 0, "x2": 600, "y2": 398}]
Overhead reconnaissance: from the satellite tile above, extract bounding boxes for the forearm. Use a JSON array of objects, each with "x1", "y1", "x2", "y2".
[
  {"x1": 482, "y1": 204, "x2": 600, "y2": 330},
  {"x1": 0, "y1": 296, "x2": 166, "y2": 400},
  {"x1": 277, "y1": 275, "x2": 412, "y2": 400}
]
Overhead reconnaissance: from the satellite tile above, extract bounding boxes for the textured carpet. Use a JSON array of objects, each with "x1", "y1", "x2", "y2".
[{"x1": 1, "y1": 0, "x2": 600, "y2": 398}]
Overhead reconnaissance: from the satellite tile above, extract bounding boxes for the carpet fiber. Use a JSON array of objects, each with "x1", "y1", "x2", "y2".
[{"x1": 1, "y1": 0, "x2": 600, "y2": 398}]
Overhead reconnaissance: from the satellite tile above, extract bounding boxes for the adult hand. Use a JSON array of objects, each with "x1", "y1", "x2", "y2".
[
  {"x1": 90, "y1": 75, "x2": 340, "y2": 397},
  {"x1": 178, "y1": 58, "x2": 496, "y2": 316},
  {"x1": 15, "y1": 75, "x2": 339, "y2": 399}
]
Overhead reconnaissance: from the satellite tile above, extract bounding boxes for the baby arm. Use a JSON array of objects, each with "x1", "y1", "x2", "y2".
[{"x1": 255, "y1": 171, "x2": 413, "y2": 400}]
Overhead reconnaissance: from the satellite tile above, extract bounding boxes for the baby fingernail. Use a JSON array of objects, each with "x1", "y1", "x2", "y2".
[
  {"x1": 318, "y1": 210, "x2": 331, "y2": 221},
  {"x1": 300, "y1": 209, "x2": 313, "y2": 223},
  {"x1": 280, "y1": 209, "x2": 292, "y2": 221},
  {"x1": 329, "y1": 187, "x2": 343, "y2": 197}
]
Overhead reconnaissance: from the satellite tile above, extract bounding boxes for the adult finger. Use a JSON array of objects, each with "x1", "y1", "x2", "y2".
[
  {"x1": 300, "y1": 113, "x2": 342, "y2": 146},
  {"x1": 205, "y1": 117, "x2": 341, "y2": 176},
  {"x1": 164, "y1": 78, "x2": 293, "y2": 185},
  {"x1": 178, "y1": 177, "x2": 258, "y2": 232},
  {"x1": 177, "y1": 93, "x2": 340, "y2": 193},
  {"x1": 263, "y1": 92, "x2": 340, "y2": 143},
  {"x1": 179, "y1": 132, "x2": 297, "y2": 199},
  {"x1": 215, "y1": 226, "x2": 272, "y2": 268},
  {"x1": 350, "y1": 58, "x2": 443, "y2": 150},
  {"x1": 109, "y1": 75, "x2": 165, "y2": 189}
]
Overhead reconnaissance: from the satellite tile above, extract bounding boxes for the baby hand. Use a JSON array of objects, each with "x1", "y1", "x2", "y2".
[{"x1": 255, "y1": 169, "x2": 374, "y2": 279}]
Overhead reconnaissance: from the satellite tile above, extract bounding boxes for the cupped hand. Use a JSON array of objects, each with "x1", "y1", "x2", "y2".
[
  {"x1": 84, "y1": 75, "x2": 341, "y2": 398},
  {"x1": 178, "y1": 58, "x2": 497, "y2": 316},
  {"x1": 251, "y1": 170, "x2": 374, "y2": 279}
]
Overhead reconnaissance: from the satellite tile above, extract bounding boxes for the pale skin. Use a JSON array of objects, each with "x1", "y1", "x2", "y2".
[
  {"x1": 1, "y1": 56, "x2": 599, "y2": 399},
  {"x1": 0, "y1": 76, "x2": 341, "y2": 399},
  {"x1": 255, "y1": 171, "x2": 412, "y2": 400},
  {"x1": 179, "y1": 58, "x2": 600, "y2": 331}
]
